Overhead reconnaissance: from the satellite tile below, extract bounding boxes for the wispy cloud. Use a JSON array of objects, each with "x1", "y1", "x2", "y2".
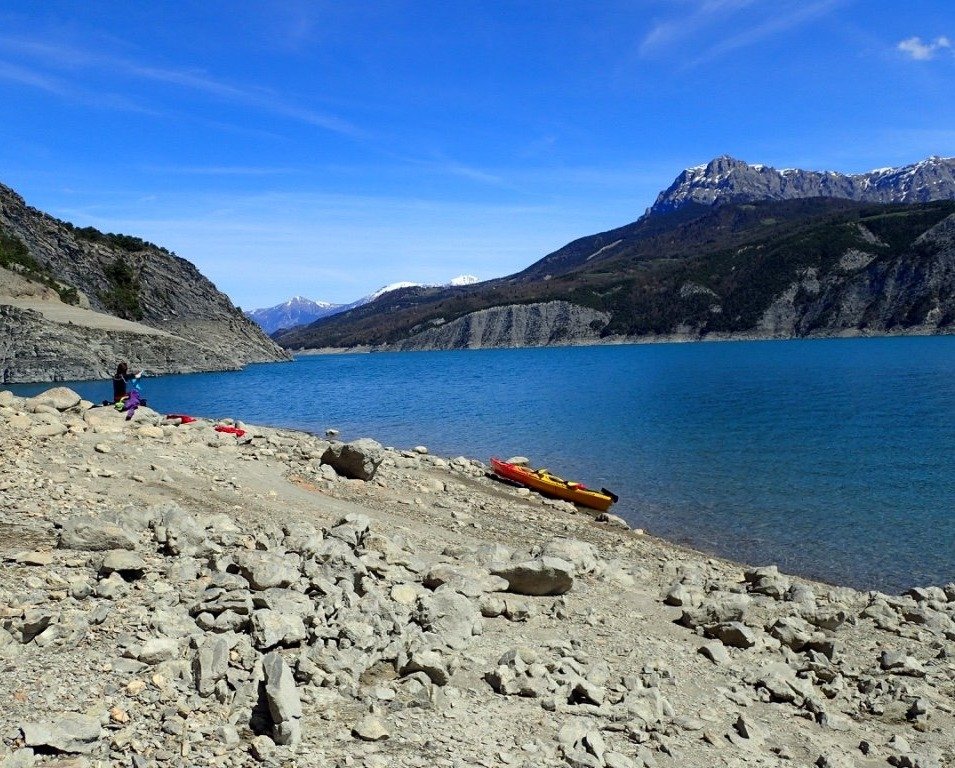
[
  {"x1": 0, "y1": 58, "x2": 169, "y2": 117},
  {"x1": 639, "y1": 0, "x2": 844, "y2": 66},
  {"x1": 687, "y1": 0, "x2": 845, "y2": 67},
  {"x1": 639, "y1": 0, "x2": 757, "y2": 56},
  {"x1": 896, "y1": 36, "x2": 952, "y2": 61},
  {"x1": 0, "y1": 33, "x2": 364, "y2": 139},
  {"x1": 0, "y1": 59, "x2": 70, "y2": 95}
]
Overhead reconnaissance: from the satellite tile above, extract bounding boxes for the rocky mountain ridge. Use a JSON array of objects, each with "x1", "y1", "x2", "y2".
[
  {"x1": 0, "y1": 182, "x2": 290, "y2": 382},
  {"x1": 244, "y1": 297, "x2": 343, "y2": 335},
  {"x1": 647, "y1": 155, "x2": 955, "y2": 217},
  {"x1": 276, "y1": 197, "x2": 955, "y2": 351}
]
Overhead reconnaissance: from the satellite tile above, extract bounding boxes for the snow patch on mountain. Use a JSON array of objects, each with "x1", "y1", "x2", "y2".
[
  {"x1": 648, "y1": 155, "x2": 955, "y2": 217},
  {"x1": 247, "y1": 275, "x2": 482, "y2": 333}
]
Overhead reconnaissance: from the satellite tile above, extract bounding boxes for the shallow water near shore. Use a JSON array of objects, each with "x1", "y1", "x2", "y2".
[{"x1": 10, "y1": 336, "x2": 955, "y2": 593}]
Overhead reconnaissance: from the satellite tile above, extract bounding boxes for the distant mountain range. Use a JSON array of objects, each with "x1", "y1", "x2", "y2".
[
  {"x1": 246, "y1": 275, "x2": 478, "y2": 333},
  {"x1": 647, "y1": 155, "x2": 955, "y2": 216},
  {"x1": 272, "y1": 155, "x2": 955, "y2": 350}
]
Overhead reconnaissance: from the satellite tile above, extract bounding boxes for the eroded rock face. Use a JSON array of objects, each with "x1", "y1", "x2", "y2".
[
  {"x1": 0, "y1": 182, "x2": 290, "y2": 384},
  {"x1": 392, "y1": 301, "x2": 611, "y2": 351}
]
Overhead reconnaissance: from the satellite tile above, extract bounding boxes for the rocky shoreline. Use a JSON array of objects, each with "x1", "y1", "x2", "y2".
[
  {"x1": 289, "y1": 326, "x2": 952, "y2": 357},
  {"x1": 1, "y1": 388, "x2": 953, "y2": 767}
]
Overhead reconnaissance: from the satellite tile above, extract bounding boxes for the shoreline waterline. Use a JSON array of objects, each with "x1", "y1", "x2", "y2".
[{"x1": 5, "y1": 334, "x2": 954, "y2": 593}]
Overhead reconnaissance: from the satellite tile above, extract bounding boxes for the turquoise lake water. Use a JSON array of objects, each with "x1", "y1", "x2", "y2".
[{"x1": 9, "y1": 336, "x2": 955, "y2": 593}]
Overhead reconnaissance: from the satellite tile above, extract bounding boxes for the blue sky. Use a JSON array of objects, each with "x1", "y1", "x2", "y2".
[{"x1": 0, "y1": 1, "x2": 952, "y2": 308}]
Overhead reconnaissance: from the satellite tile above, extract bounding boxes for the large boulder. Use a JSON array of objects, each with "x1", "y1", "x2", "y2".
[
  {"x1": 321, "y1": 439, "x2": 384, "y2": 481},
  {"x1": 234, "y1": 550, "x2": 300, "y2": 591},
  {"x1": 423, "y1": 564, "x2": 509, "y2": 597},
  {"x1": 250, "y1": 609, "x2": 308, "y2": 649},
  {"x1": 541, "y1": 538, "x2": 598, "y2": 575},
  {"x1": 414, "y1": 589, "x2": 483, "y2": 649},
  {"x1": 59, "y1": 517, "x2": 138, "y2": 552},
  {"x1": 194, "y1": 636, "x2": 231, "y2": 696},
  {"x1": 155, "y1": 504, "x2": 210, "y2": 557},
  {"x1": 491, "y1": 557, "x2": 574, "y2": 596},
  {"x1": 28, "y1": 387, "x2": 81, "y2": 411},
  {"x1": 678, "y1": 595, "x2": 751, "y2": 629},
  {"x1": 99, "y1": 550, "x2": 148, "y2": 580}
]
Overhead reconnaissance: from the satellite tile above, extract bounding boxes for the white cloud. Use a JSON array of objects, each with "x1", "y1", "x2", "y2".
[{"x1": 897, "y1": 36, "x2": 951, "y2": 61}]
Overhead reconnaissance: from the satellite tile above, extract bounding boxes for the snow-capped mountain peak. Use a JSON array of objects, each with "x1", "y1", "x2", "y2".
[
  {"x1": 647, "y1": 155, "x2": 955, "y2": 217},
  {"x1": 363, "y1": 281, "x2": 422, "y2": 303},
  {"x1": 244, "y1": 296, "x2": 343, "y2": 334},
  {"x1": 246, "y1": 274, "x2": 481, "y2": 334}
]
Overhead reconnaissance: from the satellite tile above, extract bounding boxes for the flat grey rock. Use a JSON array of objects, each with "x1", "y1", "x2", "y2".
[
  {"x1": 492, "y1": 557, "x2": 574, "y2": 596},
  {"x1": 21, "y1": 714, "x2": 102, "y2": 754},
  {"x1": 59, "y1": 517, "x2": 137, "y2": 551}
]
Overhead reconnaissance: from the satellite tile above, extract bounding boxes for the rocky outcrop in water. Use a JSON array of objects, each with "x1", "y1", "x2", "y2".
[{"x1": 0, "y1": 182, "x2": 290, "y2": 382}]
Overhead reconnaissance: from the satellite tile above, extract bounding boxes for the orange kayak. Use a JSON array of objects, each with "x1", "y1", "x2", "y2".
[{"x1": 490, "y1": 458, "x2": 618, "y2": 512}]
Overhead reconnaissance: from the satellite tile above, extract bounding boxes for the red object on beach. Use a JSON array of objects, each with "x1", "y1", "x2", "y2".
[
  {"x1": 166, "y1": 414, "x2": 198, "y2": 424},
  {"x1": 214, "y1": 425, "x2": 246, "y2": 438}
]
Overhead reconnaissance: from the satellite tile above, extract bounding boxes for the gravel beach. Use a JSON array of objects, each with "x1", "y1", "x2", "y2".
[{"x1": 1, "y1": 387, "x2": 953, "y2": 768}]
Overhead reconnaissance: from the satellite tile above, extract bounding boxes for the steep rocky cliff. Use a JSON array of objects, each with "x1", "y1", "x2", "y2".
[
  {"x1": 0, "y1": 182, "x2": 290, "y2": 382},
  {"x1": 0, "y1": 304, "x2": 255, "y2": 383},
  {"x1": 752, "y1": 211, "x2": 955, "y2": 337},
  {"x1": 392, "y1": 301, "x2": 610, "y2": 351}
]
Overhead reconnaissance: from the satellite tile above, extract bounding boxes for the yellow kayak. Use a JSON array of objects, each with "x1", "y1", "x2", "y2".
[{"x1": 490, "y1": 458, "x2": 618, "y2": 512}]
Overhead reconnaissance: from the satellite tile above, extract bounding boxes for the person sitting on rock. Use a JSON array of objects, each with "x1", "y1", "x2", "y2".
[{"x1": 111, "y1": 362, "x2": 142, "y2": 403}]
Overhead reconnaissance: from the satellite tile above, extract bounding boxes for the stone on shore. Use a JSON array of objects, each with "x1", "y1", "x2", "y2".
[
  {"x1": 59, "y1": 517, "x2": 138, "y2": 551},
  {"x1": 321, "y1": 438, "x2": 384, "y2": 481},
  {"x1": 492, "y1": 557, "x2": 574, "y2": 596},
  {"x1": 262, "y1": 651, "x2": 302, "y2": 746},
  {"x1": 28, "y1": 387, "x2": 82, "y2": 411},
  {"x1": 20, "y1": 714, "x2": 102, "y2": 754}
]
